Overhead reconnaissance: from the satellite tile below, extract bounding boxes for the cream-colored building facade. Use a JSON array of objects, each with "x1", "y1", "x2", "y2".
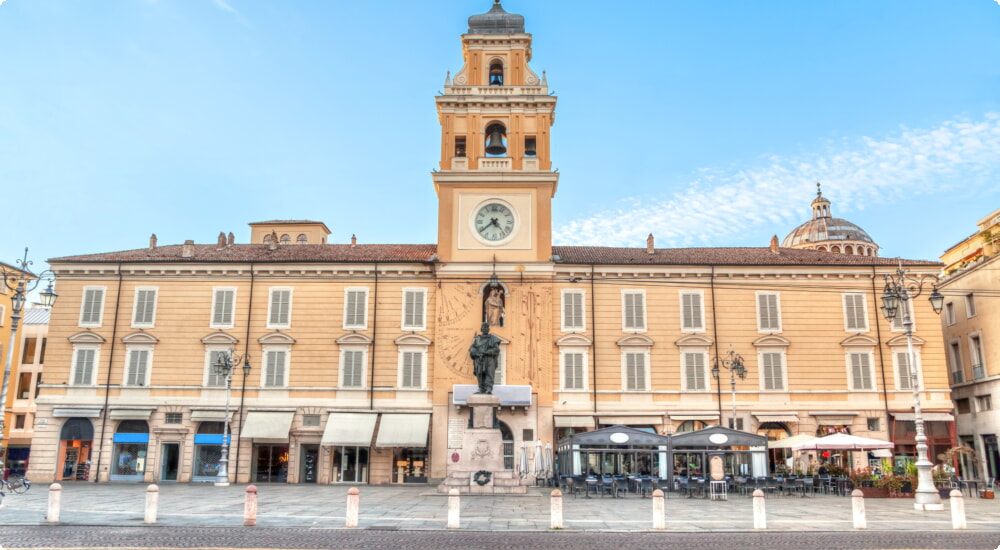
[
  {"x1": 28, "y1": 2, "x2": 954, "y2": 485},
  {"x1": 938, "y1": 207, "x2": 1000, "y2": 480}
]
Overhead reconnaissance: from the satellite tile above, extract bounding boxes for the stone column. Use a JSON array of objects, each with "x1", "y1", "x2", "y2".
[
  {"x1": 46, "y1": 483, "x2": 62, "y2": 523},
  {"x1": 346, "y1": 487, "x2": 360, "y2": 528},
  {"x1": 950, "y1": 489, "x2": 966, "y2": 530},
  {"x1": 752, "y1": 489, "x2": 766, "y2": 529},
  {"x1": 244, "y1": 485, "x2": 258, "y2": 527},
  {"x1": 550, "y1": 489, "x2": 563, "y2": 529},
  {"x1": 144, "y1": 484, "x2": 159, "y2": 524},
  {"x1": 851, "y1": 489, "x2": 867, "y2": 529},
  {"x1": 447, "y1": 488, "x2": 461, "y2": 529},
  {"x1": 652, "y1": 489, "x2": 665, "y2": 530}
]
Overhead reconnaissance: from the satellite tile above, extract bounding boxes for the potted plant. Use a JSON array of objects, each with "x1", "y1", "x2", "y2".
[
  {"x1": 876, "y1": 474, "x2": 906, "y2": 497},
  {"x1": 850, "y1": 467, "x2": 888, "y2": 498}
]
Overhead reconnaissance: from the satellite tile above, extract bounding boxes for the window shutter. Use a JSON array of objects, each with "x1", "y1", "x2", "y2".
[
  {"x1": 81, "y1": 288, "x2": 104, "y2": 325},
  {"x1": 213, "y1": 290, "x2": 234, "y2": 326},
  {"x1": 626, "y1": 353, "x2": 645, "y2": 391},
  {"x1": 207, "y1": 350, "x2": 226, "y2": 386},
  {"x1": 134, "y1": 290, "x2": 155, "y2": 325},
  {"x1": 404, "y1": 290, "x2": 424, "y2": 329},
  {"x1": 763, "y1": 352, "x2": 783, "y2": 390},
  {"x1": 343, "y1": 350, "x2": 363, "y2": 387},
  {"x1": 683, "y1": 294, "x2": 702, "y2": 330},
  {"x1": 759, "y1": 294, "x2": 778, "y2": 330},
  {"x1": 851, "y1": 353, "x2": 871, "y2": 389},
  {"x1": 266, "y1": 351, "x2": 286, "y2": 387},
  {"x1": 346, "y1": 290, "x2": 366, "y2": 327},
  {"x1": 686, "y1": 353, "x2": 705, "y2": 390},
  {"x1": 897, "y1": 352, "x2": 912, "y2": 390},
  {"x1": 74, "y1": 349, "x2": 95, "y2": 385},
  {"x1": 402, "y1": 352, "x2": 422, "y2": 388},
  {"x1": 270, "y1": 290, "x2": 290, "y2": 326},
  {"x1": 564, "y1": 292, "x2": 583, "y2": 329},
  {"x1": 564, "y1": 353, "x2": 583, "y2": 389},
  {"x1": 127, "y1": 350, "x2": 148, "y2": 386},
  {"x1": 624, "y1": 293, "x2": 644, "y2": 330}
]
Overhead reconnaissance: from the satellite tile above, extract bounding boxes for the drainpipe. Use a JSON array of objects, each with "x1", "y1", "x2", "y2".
[
  {"x1": 590, "y1": 264, "x2": 597, "y2": 416},
  {"x1": 94, "y1": 263, "x2": 124, "y2": 482},
  {"x1": 871, "y1": 266, "x2": 891, "y2": 423},
  {"x1": 234, "y1": 262, "x2": 255, "y2": 482},
  {"x1": 369, "y1": 263, "x2": 379, "y2": 410},
  {"x1": 710, "y1": 266, "x2": 722, "y2": 421}
]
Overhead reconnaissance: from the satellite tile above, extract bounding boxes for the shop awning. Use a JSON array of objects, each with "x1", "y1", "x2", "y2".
[
  {"x1": 598, "y1": 415, "x2": 663, "y2": 426},
  {"x1": 191, "y1": 410, "x2": 229, "y2": 422},
  {"x1": 554, "y1": 416, "x2": 594, "y2": 428},
  {"x1": 670, "y1": 414, "x2": 720, "y2": 421},
  {"x1": 375, "y1": 414, "x2": 430, "y2": 447},
  {"x1": 241, "y1": 411, "x2": 294, "y2": 442},
  {"x1": 321, "y1": 413, "x2": 378, "y2": 447},
  {"x1": 768, "y1": 434, "x2": 816, "y2": 449},
  {"x1": 109, "y1": 409, "x2": 154, "y2": 420},
  {"x1": 891, "y1": 412, "x2": 955, "y2": 422},
  {"x1": 872, "y1": 449, "x2": 893, "y2": 458},
  {"x1": 752, "y1": 413, "x2": 799, "y2": 423}
]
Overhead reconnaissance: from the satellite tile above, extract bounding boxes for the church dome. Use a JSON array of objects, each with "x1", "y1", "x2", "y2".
[
  {"x1": 781, "y1": 184, "x2": 880, "y2": 257},
  {"x1": 468, "y1": 1, "x2": 525, "y2": 34}
]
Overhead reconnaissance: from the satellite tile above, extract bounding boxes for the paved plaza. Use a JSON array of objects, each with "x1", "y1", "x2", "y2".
[{"x1": 0, "y1": 482, "x2": 999, "y2": 533}]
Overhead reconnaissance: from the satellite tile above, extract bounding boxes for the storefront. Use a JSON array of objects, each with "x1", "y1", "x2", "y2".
[
  {"x1": 192, "y1": 421, "x2": 227, "y2": 482},
  {"x1": 556, "y1": 425, "x2": 670, "y2": 479},
  {"x1": 240, "y1": 411, "x2": 294, "y2": 483},
  {"x1": 376, "y1": 414, "x2": 430, "y2": 484},
  {"x1": 57, "y1": 417, "x2": 94, "y2": 481},
  {"x1": 670, "y1": 426, "x2": 769, "y2": 481},
  {"x1": 890, "y1": 412, "x2": 955, "y2": 470},
  {"x1": 111, "y1": 420, "x2": 150, "y2": 482}
]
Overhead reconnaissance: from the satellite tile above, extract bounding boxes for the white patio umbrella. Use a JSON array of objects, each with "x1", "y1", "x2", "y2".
[
  {"x1": 791, "y1": 433, "x2": 893, "y2": 452},
  {"x1": 518, "y1": 442, "x2": 530, "y2": 478},
  {"x1": 533, "y1": 440, "x2": 545, "y2": 478},
  {"x1": 544, "y1": 442, "x2": 554, "y2": 479}
]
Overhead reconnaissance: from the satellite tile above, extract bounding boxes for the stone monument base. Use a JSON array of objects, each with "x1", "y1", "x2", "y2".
[{"x1": 437, "y1": 393, "x2": 527, "y2": 494}]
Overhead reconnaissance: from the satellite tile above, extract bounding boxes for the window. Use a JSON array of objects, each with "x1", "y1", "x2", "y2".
[
  {"x1": 965, "y1": 293, "x2": 977, "y2": 318},
  {"x1": 165, "y1": 413, "x2": 183, "y2": 424},
  {"x1": 340, "y1": 349, "x2": 366, "y2": 388},
  {"x1": 14, "y1": 415, "x2": 25, "y2": 430},
  {"x1": 21, "y1": 338, "x2": 37, "y2": 365},
  {"x1": 895, "y1": 352, "x2": 913, "y2": 391},
  {"x1": 867, "y1": 418, "x2": 881, "y2": 431},
  {"x1": 684, "y1": 352, "x2": 708, "y2": 391},
  {"x1": 211, "y1": 288, "x2": 236, "y2": 329},
  {"x1": 623, "y1": 352, "x2": 647, "y2": 391},
  {"x1": 402, "y1": 288, "x2": 427, "y2": 331},
  {"x1": 0, "y1": 305, "x2": 4, "y2": 326},
  {"x1": 124, "y1": 347, "x2": 151, "y2": 386},
  {"x1": 399, "y1": 351, "x2": 424, "y2": 389},
  {"x1": 79, "y1": 286, "x2": 106, "y2": 327},
  {"x1": 296, "y1": 234, "x2": 308, "y2": 245},
  {"x1": 945, "y1": 302, "x2": 956, "y2": 326},
  {"x1": 562, "y1": 352, "x2": 586, "y2": 390},
  {"x1": 976, "y1": 395, "x2": 993, "y2": 412},
  {"x1": 843, "y1": 293, "x2": 868, "y2": 332},
  {"x1": 263, "y1": 349, "x2": 288, "y2": 387},
  {"x1": 760, "y1": 352, "x2": 784, "y2": 391},
  {"x1": 849, "y1": 352, "x2": 874, "y2": 390},
  {"x1": 950, "y1": 341, "x2": 964, "y2": 384},
  {"x1": 561, "y1": 290, "x2": 585, "y2": 332},
  {"x1": 131, "y1": 287, "x2": 157, "y2": 328},
  {"x1": 454, "y1": 136, "x2": 467, "y2": 157},
  {"x1": 680, "y1": 291, "x2": 705, "y2": 332},
  {"x1": 728, "y1": 418, "x2": 744, "y2": 430},
  {"x1": 756, "y1": 292, "x2": 781, "y2": 332},
  {"x1": 267, "y1": 288, "x2": 292, "y2": 329},
  {"x1": 344, "y1": 288, "x2": 369, "y2": 330},
  {"x1": 279, "y1": 234, "x2": 291, "y2": 245},
  {"x1": 970, "y1": 334, "x2": 985, "y2": 380},
  {"x1": 890, "y1": 300, "x2": 914, "y2": 332},
  {"x1": 205, "y1": 349, "x2": 229, "y2": 387},
  {"x1": 956, "y1": 398, "x2": 971, "y2": 414},
  {"x1": 72, "y1": 347, "x2": 98, "y2": 385},
  {"x1": 622, "y1": 291, "x2": 646, "y2": 332},
  {"x1": 303, "y1": 414, "x2": 321, "y2": 427},
  {"x1": 39, "y1": 338, "x2": 47, "y2": 364},
  {"x1": 16, "y1": 372, "x2": 31, "y2": 400}
]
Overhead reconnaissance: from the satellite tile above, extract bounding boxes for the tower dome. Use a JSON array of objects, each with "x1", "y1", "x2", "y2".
[
  {"x1": 468, "y1": 1, "x2": 525, "y2": 34},
  {"x1": 781, "y1": 183, "x2": 880, "y2": 257}
]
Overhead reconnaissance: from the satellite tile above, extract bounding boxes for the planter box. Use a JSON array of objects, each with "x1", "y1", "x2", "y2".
[
  {"x1": 981, "y1": 490, "x2": 994, "y2": 499},
  {"x1": 859, "y1": 487, "x2": 889, "y2": 498}
]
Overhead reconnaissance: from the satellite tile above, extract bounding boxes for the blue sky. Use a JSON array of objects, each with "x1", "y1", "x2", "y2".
[{"x1": 1, "y1": 0, "x2": 999, "y2": 273}]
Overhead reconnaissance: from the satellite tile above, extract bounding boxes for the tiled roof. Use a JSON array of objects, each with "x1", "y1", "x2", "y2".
[
  {"x1": 50, "y1": 244, "x2": 439, "y2": 264},
  {"x1": 551, "y1": 246, "x2": 942, "y2": 267},
  {"x1": 22, "y1": 307, "x2": 51, "y2": 325},
  {"x1": 249, "y1": 220, "x2": 326, "y2": 226}
]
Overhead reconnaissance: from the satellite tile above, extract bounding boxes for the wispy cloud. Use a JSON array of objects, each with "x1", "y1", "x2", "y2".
[
  {"x1": 209, "y1": 0, "x2": 251, "y2": 27},
  {"x1": 554, "y1": 113, "x2": 1000, "y2": 247}
]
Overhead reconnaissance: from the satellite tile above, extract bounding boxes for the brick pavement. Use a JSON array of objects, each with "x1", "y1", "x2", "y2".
[{"x1": 1, "y1": 482, "x2": 999, "y2": 532}]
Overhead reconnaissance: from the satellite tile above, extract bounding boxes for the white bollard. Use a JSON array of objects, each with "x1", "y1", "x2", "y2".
[
  {"x1": 550, "y1": 489, "x2": 563, "y2": 529},
  {"x1": 243, "y1": 485, "x2": 258, "y2": 527},
  {"x1": 46, "y1": 483, "x2": 63, "y2": 523},
  {"x1": 752, "y1": 489, "x2": 766, "y2": 529},
  {"x1": 346, "y1": 487, "x2": 360, "y2": 528},
  {"x1": 144, "y1": 484, "x2": 159, "y2": 524},
  {"x1": 652, "y1": 489, "x2": 665, "y2": 530},
  {"x1": 950, "y1": 489, "x2": 966, "y2": 530},
  {"x1": 447, "y1": 488, "x2": 461, "y2": 529},
  {"x1": 851, "y1": 489, "x2": 867, "y2": 529}
]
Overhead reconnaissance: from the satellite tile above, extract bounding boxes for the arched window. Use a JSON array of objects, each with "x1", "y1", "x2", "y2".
[
  {"x1": 485, "y1": 123, "x2": 507, "y2": 156},
  {"x1": 263, "y1": 234, "x2": 272, "y2": 244},
  {"x1": 280, "y1": 234, "x2": 291, "y2": 245},
  {"x1": 499, "y1": 421, "x2": 514, "y2": 470},
  {"x1": 489, "y1": 60, "x2": 504, "y2": 86},
  {"x1": 676, "y1": 420, "x2": 706, "y2": 433},
  {"x1": 756, "y1": 422, "x2": 791, "y2": 441},
  {"x1": 296, "y1": 234, "x2": 308, "y2": 244},
  {"x1": 831, "y1": 245, "x2": 841, "y2": 253}
]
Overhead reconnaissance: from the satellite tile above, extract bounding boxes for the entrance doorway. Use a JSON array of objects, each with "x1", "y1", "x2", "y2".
[
  {"x1": 254, "y1": 445, "x2": 289, "y2": 483},
  {"x1": 984, "y1": 435, "x2": 999, "y2": 479},
  {"x1": 300, "y1": 445, "x2": 318, "y2": 483},
  {"x1": 58, "y1": 417, "x2": 94, "y2": 481},
  {"x1": 332, "y1": 446, "x2": 368, "y2": 483},
  {"x1": 160, "y1": 443, "x2": 179, "y2": 481}
]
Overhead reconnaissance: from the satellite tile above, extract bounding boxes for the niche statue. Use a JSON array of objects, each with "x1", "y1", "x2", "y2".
[{"x1": 469, "y1": 322, "x2": 502, "y2": 394}]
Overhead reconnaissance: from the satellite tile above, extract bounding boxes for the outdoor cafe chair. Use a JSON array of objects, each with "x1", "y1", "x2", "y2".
[{"x1": 639, "y1": 478, "x2": 654, "y2": 498}]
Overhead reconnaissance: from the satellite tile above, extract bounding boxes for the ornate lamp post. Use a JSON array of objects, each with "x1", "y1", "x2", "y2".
[
  {"x1": 212, "y1": 349, "x2": 251, "y2": 486},
  {"x1": 1, "y1": 248, "x2": 58, "y2": 471},
  {"x1": 879, "y1": 264, "x2": 944, "y2": 511},
  {"x1": 712, "y1": 346, "x2": 747, "y2": 430}
]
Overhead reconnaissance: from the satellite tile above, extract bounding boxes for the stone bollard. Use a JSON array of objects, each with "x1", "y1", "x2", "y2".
[
  {"x1": 447, "y1": 488, "x2": 460, "y2": 529},
  {"x1": 851, "y1": 489, "x2": 867, "y2": 529},
  {"x1": 145, "y1": 484, "x2": 159, "y2": 524},
  {"x1": 346, "y1": 487, "x2": 360, "y2": 528},
  {"x1": 550, "y1": 489, "x2": 563, "y2": 529},
  {"x1": 243, "y1": 485, "x2": 258, "y2": 527},
  {"x1": 950, "y1": 489, "x2": 966, "y2": 530},
  {"x1": 46, "y1": 483, "x2": 62, "y2": 523},
  {"x1": 752, "y1": 489, "x2": 766, "y2": 529},
  {"x1": 652, "y1": 489, "x2": 665, "y2": 530}
]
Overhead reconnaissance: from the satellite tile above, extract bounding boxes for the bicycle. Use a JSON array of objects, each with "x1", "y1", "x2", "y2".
[{"x1": 0, "y1": 475, "x2": 30, "y2": 505}]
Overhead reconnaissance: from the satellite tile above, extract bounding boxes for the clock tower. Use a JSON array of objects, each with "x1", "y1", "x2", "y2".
[{"x1": 433, "y1": 1, "x2": 558, "y2": 264}]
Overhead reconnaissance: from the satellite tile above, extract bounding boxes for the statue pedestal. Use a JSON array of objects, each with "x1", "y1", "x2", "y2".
[{"x1": 438, "y1": 394, "x2": 527, "y2": 494}]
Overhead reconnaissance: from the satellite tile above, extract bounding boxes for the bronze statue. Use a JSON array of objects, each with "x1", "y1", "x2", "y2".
[{"x1": 469, "y1": 321, "x2": 501, "y2": 394}]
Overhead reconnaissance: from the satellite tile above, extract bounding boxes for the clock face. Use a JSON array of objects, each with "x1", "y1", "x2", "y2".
[{"x1": 473, "y1": 202, "x2": 516, "y2": 243}]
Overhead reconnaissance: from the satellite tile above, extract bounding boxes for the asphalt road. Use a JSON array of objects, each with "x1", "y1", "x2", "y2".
[{"x1": 0, "y1": 527, "x2": 998, "y2": 550}]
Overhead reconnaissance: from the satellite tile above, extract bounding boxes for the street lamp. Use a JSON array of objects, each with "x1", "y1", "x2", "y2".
[
  {"x1": 879, "y1": 264, "x2": 944, "y2": 511},
  {"x1": 1, "y1": 248, "x2": 57, "y2": 471},
  {"x1": 212, "y1": 349, "x2": 251, "y2": 486},
  {"x1": 712, "y1": 346, "x2": 747, "y2": 430}
]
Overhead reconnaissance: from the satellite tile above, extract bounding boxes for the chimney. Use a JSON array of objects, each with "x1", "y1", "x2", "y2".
[
  {"x1": 351, "y1": 234, "x2": 357, "y2": 248},
  {"x1": 646, "y1": 233, "x2": 655, "y2": 255},
  {"x1": 149, "y1": 234, "x2": 157, "y2": 250},
  {"x1": 770, "y1": 235, "x2": 780, "y2": 255},
  {"x1": 268, "y1": 231, "x2": 279, "y2": 251},
  {"x1": 182, "y1": 240, "x2": 194, "y2": 258},
  {"x1": 217, "y1": 232, "x2": 227, "y2": 249},
  {"x1": 227, "y1": 232, "x2": 235, "y2": 246}
]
